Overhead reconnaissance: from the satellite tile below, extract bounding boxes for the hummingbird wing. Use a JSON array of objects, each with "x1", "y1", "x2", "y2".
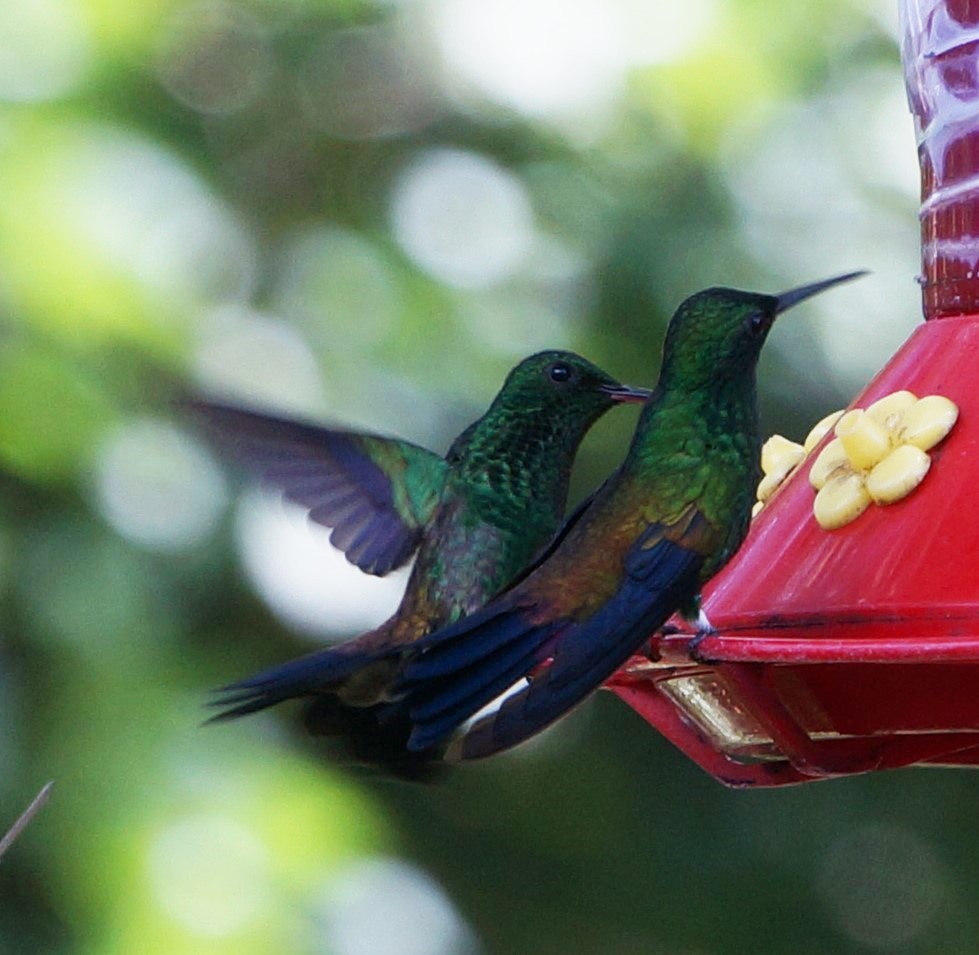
[
  {"x1": 185, "y1": 399, "x2": 448, "y2": 575},
  {"x1": 397, "y1": 511, "x2": 708, "y2": 757}
]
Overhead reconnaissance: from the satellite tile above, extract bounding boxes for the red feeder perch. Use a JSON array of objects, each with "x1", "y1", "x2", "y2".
[{"x1": 607, "y1": 0, "x2": 979, "y2": 787}]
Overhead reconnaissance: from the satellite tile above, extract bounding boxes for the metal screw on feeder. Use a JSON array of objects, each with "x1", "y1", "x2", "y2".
[{"x1": 606, "y1": 0, "x2": 979, "y2": 787}]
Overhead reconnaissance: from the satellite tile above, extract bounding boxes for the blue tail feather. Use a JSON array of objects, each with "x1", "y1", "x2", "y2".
[
  {"x1": 402, "y1": 606, "x2": 536, "y2": 681},
  {"x1": 401, "y1": 609, "x2": 564, "y2": 750},
  {"x1": 404, "y1": 533, "x2": 704, "y2": 757},
  {"x1": 208, "y1": 642, "x2": 380, "y2": 722},
  {"x1": 410, "y1": 633, "x2": 548, "y2": 723},
  {"x1": 407, "y1": 648, "x2": 543, "y2": 753},
  {"x1": 450, "y1": 540, "x2": 703, "y2": 758}
]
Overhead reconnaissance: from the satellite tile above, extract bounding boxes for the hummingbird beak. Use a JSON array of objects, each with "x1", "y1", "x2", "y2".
[
  {"x1": 774, "y1": 270, "x2": 868, "y2": 315},
  {"x1": 600, "y1": 383, "x2": 652, "y2": 404}
]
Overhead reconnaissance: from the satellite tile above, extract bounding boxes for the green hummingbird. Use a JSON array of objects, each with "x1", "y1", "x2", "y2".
[
  {"x1": 193, "y1": 351, "x2": 648, "y2": 774},
  {"x1": 395, "y1": 272, "x2": 865, "y2": 760}
]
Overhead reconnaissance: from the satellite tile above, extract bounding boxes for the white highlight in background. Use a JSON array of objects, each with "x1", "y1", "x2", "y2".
[
  {"x1": 390, "y1": 148, "x2": 535, "y2": 289},
  {"x1": 236, "y1": 492, "x2": 409, "y2": 637},
  {"x1": 62, "y1": 132, "x2": 256, "y2": 306},
  {"x1": 149, "y1": 814, "x2": 270, "y2": 937},
  {"x1": 430, "y1": 0, "x2": 719, "y2": 128},
  {"x1": 94, "y1": 419, "x2": 227, "y2": 553},
  {"x1": 313, "y1": 857, "x2": 477, "y2": 955},
  {"x1": 0, "y1": 0, "x2": 90, "y2": 102},
  {"x1": 193, "y1": 305, "x2": 327, "y2": 413}
]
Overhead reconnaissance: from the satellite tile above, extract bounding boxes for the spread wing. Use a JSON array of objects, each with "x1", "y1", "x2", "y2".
[
  {"x1": 186, "y1": 399, "x2": 447, "y2": 575},
  {"x1": 397, "y1": 515, "x2": 707, "y2": 758}
]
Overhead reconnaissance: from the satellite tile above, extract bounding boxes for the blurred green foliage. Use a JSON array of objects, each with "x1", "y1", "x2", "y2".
[{"x1": 1, "y1": 0, "x2": 975, "y2": 953}]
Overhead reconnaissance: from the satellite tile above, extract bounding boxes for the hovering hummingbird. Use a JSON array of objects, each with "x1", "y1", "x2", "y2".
[
  {"x1": 394, "y1": 272, "x2": 866, "y2": 761},
  {"x1": 192, "y1": 351, "x2": 649, "y2": 774}
]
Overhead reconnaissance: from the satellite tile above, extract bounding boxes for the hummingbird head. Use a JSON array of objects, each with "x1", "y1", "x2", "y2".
[
  {"x1": 460, "y1": 350, "x2": 648, "y2": 460},
  {"x1": 497, "y1": 350, "x2": 650, "y2": 419},
  {"x1": 450, "y1": 350, "x2": 649, "y2": 502},
  {"x1": 659, "y1": 271, "x2": 866, "y2": 391}
]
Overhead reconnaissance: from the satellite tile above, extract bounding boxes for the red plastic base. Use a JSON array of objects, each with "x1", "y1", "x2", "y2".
[{"x1": 609, "y1": 316, "x2": 979, "y2": 787}]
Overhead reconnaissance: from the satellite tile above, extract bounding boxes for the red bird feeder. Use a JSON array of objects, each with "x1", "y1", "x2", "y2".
[{"x1": 608, "y1": 0, "x2": 979, "y2": 786}]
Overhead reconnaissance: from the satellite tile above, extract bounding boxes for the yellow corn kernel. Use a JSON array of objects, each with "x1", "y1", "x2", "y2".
[
  {"x1": 751, "y1": 501, "x2": 764, "y2": 519},
  {"x1": 803, "y1": 410, "x2": 845, "y2": 454},
  {"x1": 757, "y1": 471, "x2": 785, "y2": 503},
  {"x1": 835, "y1": 409, "x2": 892, "y2": 471},
  {"x1": 899, "y1": 395, "x2": 959, "y2": 451},
  {"x1": 761, "y1": 435, "x2": 805, "y2": 476},
  {"x1": 809, "y1": 437, "x2": 849, "y2": 490},
  {"x1": 865, "y1": 444, "x2": 931, "y2": 504},
  {"x1": 865, "y1": 390, "x2": 918, "y2": 434},
  {"x1": 813, "y1": 472, "x2": 872, "y2": 530}
]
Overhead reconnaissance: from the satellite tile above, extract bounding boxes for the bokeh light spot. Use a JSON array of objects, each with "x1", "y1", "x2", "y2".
[
  {"x1": 0, "y1": 0, "x2": 90, "y2": 102},
  {"x1": 155, "y1": 0, "x2": 273, "y2": 116},
  {"x1": 390, "y1": 148, "x2": 536, "y2": 289},
  {"x1": 816, "y1": 822, "x2": 948, "y2": 948},
  {"x1": 313, "y1": 857, "x2": 477, "y2": 955},
  {"x1": 193, "y1": 304, "x2": 327, "y2": 411},
  {"x1": 148, "y1": 814, "x2": 270, "y2": 937},
  {"x1": 63, "y1": 131, "x2": 256, "y2": 307},
  {"x1": 618, "y1": 0, "x2": 719, "y2": 67},
  {"x1": 432, "y1": 0, "x2": 625, "y2": 123},
  {"x1": 274, "y1": 226, "x2": 403, "y2": 353},
  {"x1": 297, "y1": 23, "x2": 442, "y2": 140},
  {"x1": 454, "y1": 234, "x2": 587, "y2": 356},
  {"x1": 236, "y1": 492, "x2": 408, "y2": 637},
  {"x1": 94, "y1": 418, "x2": 227, "y2": 552}
]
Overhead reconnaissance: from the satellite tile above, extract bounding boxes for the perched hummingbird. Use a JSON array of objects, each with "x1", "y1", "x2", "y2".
[
  {"x1": 192, "y1": 351, "x2": 649, "y2": 774},
  {"x1": 394, "y1": 272, "x2": 865, "y2": 760}
]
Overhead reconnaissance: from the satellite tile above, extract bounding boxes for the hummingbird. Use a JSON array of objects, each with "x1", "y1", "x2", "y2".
[
  {"x1": 394, "y1": 272, "x2": 865, "y2": 761},
  {"x1": 192, "y1": 351, "x2": 649, "y2": 774}
]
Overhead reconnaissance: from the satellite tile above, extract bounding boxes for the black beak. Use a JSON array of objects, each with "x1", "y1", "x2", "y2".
[
  {"x1": 774, "y1": 270, "x2": 868, "y2": 315},
  {"x1": 600, "y1": 383, "x2": 652, "y2": 404}
]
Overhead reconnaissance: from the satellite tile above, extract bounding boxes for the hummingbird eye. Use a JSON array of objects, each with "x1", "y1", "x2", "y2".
[
  {"x1": 747, "y1": 312, "x2": 766, "y2": 333},
  {"x1": 547, "y1": 362, "x2": 573, "y2": 383}
]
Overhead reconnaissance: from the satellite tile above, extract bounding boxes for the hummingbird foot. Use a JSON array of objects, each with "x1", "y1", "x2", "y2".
[
  {"x1": 641, "y1": 638, "x2": 663, "y2": 663},
  {"x1": 687, "y1": 610, "x2": 717, "y2": 661}
]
